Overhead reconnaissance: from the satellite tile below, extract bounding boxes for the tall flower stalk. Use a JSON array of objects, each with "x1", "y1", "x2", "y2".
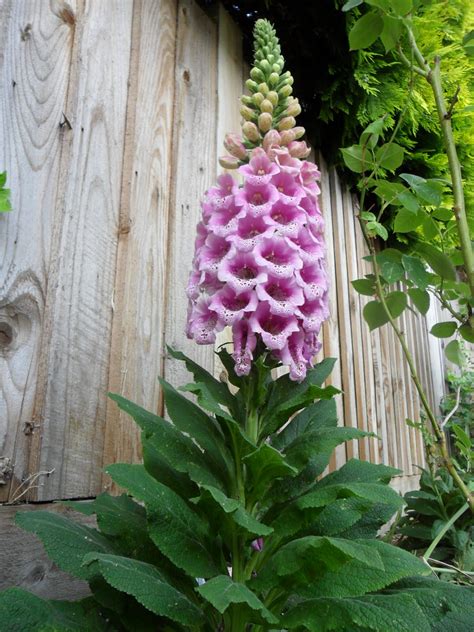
[{"x1": 186, "y1": 19, "x2": 329, "y2": 382}]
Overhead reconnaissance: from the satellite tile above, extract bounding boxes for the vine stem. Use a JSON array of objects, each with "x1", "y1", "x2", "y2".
[
  {"x1": 359, "y1": 219, "x2": 474, "y2": 513},
  {"x1": 402, "y1": 27, "x2": 474, "y2": 316}
]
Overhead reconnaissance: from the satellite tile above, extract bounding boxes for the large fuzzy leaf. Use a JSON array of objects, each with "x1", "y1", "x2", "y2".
[
  {"x1": 83, "y1": 554, "x2": 204, "y2": 627},
  {"x1": 106, "y1": 464, "x2": 220, "y2": 578},
  {"x1": 283, "y1": 593, "x2": 430, "y2": 631},
  {"x1": 15, "y1": 511, "x2": 117, "y2": 581},
  {"x1": 243, "y1": 443, "x2": 298, "y2": 499},
  {"x1": 272, "y1": 399, "x2": 338, "y2": 450},
  {"x1": 197, "y1": 575, "x2": 278, "y2": 625},
  {"x1": 254, "y1": 536, "x2": 384, "y2": 592},
  {"x1": 0, "y1": 590, "x2": 113, "y2": 632}
]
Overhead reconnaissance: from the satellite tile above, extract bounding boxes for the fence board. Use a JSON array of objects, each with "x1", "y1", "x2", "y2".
[
  {"x1": 0, "y1": 0, "x2": 77, "y2": 502},
  {"x1": 162, "y1": 0, "x2": 218, "y2": 389},
  {"x1": 102, "y1": 0, "x2": 178, "y2": 485},
  {"x1": 27, "y1": 0, "x2": 134, "y2": 500}
]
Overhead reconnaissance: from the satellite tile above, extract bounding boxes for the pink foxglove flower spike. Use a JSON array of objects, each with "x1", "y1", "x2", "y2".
[{"x1": 186, "y1": 19, "x2": 329, "y2": 381}]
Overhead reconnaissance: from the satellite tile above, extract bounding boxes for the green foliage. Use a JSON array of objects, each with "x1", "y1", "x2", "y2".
[
  {"x1": 0, "y1": 172, "x2": 11, "y2": 212},
  {"x1": 1, "y1": 348, "x2": 473, "y2": 629},
  {"x1": 397, "y1": 465, "x2": 474, "y2": 578}
]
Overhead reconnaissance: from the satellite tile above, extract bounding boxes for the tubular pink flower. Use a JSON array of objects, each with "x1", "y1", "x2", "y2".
[
  {"x1": 238, "y1": 148, "x2": 279, "y2": 186},
  {"x1": 249, "y1": 302, "x2": 299, "y2": 350},
  {"x1": 234, "y1": 182, "x2": 279, "y2": 217},
  {"x1": 231, "y1": 214, "x2": 275, "y2": 252},
  {"x1": 218, "y1": 249, "x2": 268, "y2": 294},
  {"x1": 232, "y1": 319, "x2": 257, "y2": 376},
  {"x1": 210, "y1": 286, "x2": 258, "y2": 326},
  {"x1": 186, "y1": 117, "x2": 329, "y2": 380},
  {"x1": 254, "y1": 235, "x2": 302, "y2": 278},
  {"x1": 256, "y1": 276, "x2": 304, "y2": 316}
]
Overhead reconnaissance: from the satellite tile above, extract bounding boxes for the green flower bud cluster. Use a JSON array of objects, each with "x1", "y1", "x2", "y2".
[{"x1": 240, "y1": 19, "x2": 302, "y2": 147}]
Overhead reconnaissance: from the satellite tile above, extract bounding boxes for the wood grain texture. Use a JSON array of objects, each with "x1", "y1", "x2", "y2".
[
  {"x1": 28, "y1": 0, "x2": 134, "y2": 500},
  {"x1": 0, "y1": 501, "x2": 93, "y2": 599},
  {"x1": 0, "y1": 0, "x2": 77, "y2": 502},
  {"x1": 163, "y1": 0, "x2": 218, "y2": 390},
  {"x1": 102, "y1": 0, "x2": 178, "y2": 488},
  {"x1": 317, "y1": 157, "x2": 344, "y2": 469}
]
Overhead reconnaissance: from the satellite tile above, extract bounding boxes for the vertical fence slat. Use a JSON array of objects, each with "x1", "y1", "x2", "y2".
[
  {"x1": 0, "y1": 1, "x2": 77, "y2": 502},
  {"x1": 163, "y1": 0, "x2": 218, "y2": 389},
  {"x1": 29, "y1": 0, "x2": 134, "y2": 500},
  {"x1": 102, "y1": 0, "x2": 178, "y2": 482}
]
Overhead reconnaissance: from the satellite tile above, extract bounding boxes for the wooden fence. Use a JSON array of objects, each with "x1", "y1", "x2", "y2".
[{"x1": 0, "y1": 0, "x2": 445, "y2": 595}]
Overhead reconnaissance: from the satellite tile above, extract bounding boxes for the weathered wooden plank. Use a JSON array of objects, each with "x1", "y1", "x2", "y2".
[
  {"x1": 102, "y1": 0, "x2": 178, "y2": 486},
  {"x1": 343, "y1": 193, "x2": 369, "y2": 461},
  {"x1": 0, "y1": 501, "x2": 93, "y2": 599},
  {"x1": 0, "y1": 0, "x2": 77, "y2": 502},
  {"x1": 27, "y1": 0, "x2": 134, "y2": 500},
  {"x1": 163, "y1": 0, "x2": 218, "y2": 390},
  {"x1": 317, "y1": 155, "x2": 344, "y2": 469},
  {"x1": 330, "y1": 168, "x2": 359, "y2": 461},
  {"x1": 353, "y1": 214, "x2": 380, "y2": 464}
]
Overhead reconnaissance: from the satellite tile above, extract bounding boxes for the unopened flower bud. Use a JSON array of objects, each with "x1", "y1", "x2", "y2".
[
  {"x1": 269, "y1": 72, "x2": 280, "y2": 86},
  {"x1": 258, "y1": 82, "x2": 269, "y2": 95},
  {"x1": 250, "y1": 67, "x2": 265, "y2": 82},
  {"x1": 219, "y1": 155, "x2": 240, "y2": 169},
  {"x1": 280, "y1": 129, "x2": 296, "y2": 145},
  {"x1": 267, "y1": 91, "x2": 279, "y2": 106},
  {"x1": 278, "y1": 84, "x2": 292, "y2": 98},
  {"x1": 240, "y1": 105, "x2": 256, "y2": 121},
  {"x1": 245, "y1": 79, "x2": 259, "y2": 93},
  {"x1": 278, "y1": 116, "x2": 296, "y2": 131},
  {"x1": 259, "y1": 59, "x2": 271, "y2": 74},
  {"x1": 260, "y1": 99, "x2": 273, "y2": 113},
  {"x1": 267, "y1": 53, "x2": 275, "y2": 64},
  {"x1": 258, "y1": 112, "x2": 272, "y2": 133},
  {"x1": 285, "y1": 100, "x2": 301, "y2": 117},
  {"x1": 288, "y1": 140, "x2": 311, "y2": 158},
  {"x1": 241, "y1": 95, "x2": 253, "y2": 107},
  {"x1": 242, "y1": 121, "x2": 260, "y2": 142},
  {"x1": 293, "y1": 126, "x2": 306, "y2": 139},
  {"x1": 253, "y1": 92, "x2": 264, "y2": 106},
  {"x1": 224, "y1": 133, "x2": 247, "y2": 160},
  {"x1": 262, "y1": 129, "x2": 281, "y2": 151}
]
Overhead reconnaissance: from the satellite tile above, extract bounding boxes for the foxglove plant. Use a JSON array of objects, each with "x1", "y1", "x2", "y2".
[
  {"x1": 1, "y1": 19, "x2": 474, "y2": 632},
  {"x1": 186, "y1": 19, "x2": 328, "y2": 382}
]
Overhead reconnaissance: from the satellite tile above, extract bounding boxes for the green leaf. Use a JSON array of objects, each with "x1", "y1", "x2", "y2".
[
  {"x1": 0, "y1": 590, "x2": 111, "y2": 632},
  {"x1": 380, "y1": 15, "x2": 403, "y2": 52},
  {"x1": 83, "y1": 554, "x2": 204, "y2": 627},
  {"x1": 407, "y1": 288, "x2": 430, "y2": 315},
  {"x1": 363, "y1": 292, "x2": 406, "y2": 330},
  {"x1": 400, "y1": 174, "x2": 444, "y2": 206},
  {"x1": 106, "y1": 464, "x2": 219, "y2": 578},
  {"x1": 415, "y1": 243, "x2": 456, "y2": 281},
  {"x1": 341, "y1": 144, "x2": 373, "y2": 173},
  {"x1": 394, "y1": 209, "x2": 424, "y2": 233},
  {"x1": 352, "y1": 278, "x2": 376, "y2": 296},
  {"x1": 378, "y1": 258, "x2": 404, "y2": 284},
  {"x1": 376, "y1": 143, "x2": 404, "y2": 170},
  {"x1": 244, "y1": 443, "x2": 298, "y2": 498},
  {"x1": 196, "y1": 484, "x2": 273, "y2": 537},
  {"x1": 401, "y1": 255, "x2": 430, "y2": 289},
  {"x1": 15, "y1": 511, "x2": 117, "y2": 581},
  {"x1": 459, "y1": 324, "x2": 474, "y2": 343},
  {"x1": 272, "y1": 399, "x2": 338, "y2": 451},
  {"x1": 283, "y1": 593, "x2": 429, "y2": 632},
  {"x1": 445, "y1": 340, "x2": 462, "y2": 366},
  {"x1": 432, "y1": 207, "x2": 453, "y2": 221},
  {"x1": 197, "y1": 575, "x2": 279, "y2": 625},
  {"x1": 397, "y1": 189, "x2": 420, "y2": 213},
  {"x1": 349, "y1": 12, "x2": 384, "y2": 51},
  {"x1": 374, "y1": 181, "x2": 405, "y2": 205},
  {"x1": 360, "y1": 117, "x2": 385, "y2": 148},
  {"x1": 342, "y1": 0, "x2": 363, "y2": 11},
  {"x1": 430, "y1": 321, "x2": 457, "y2": 338},
  {"x1": 0, "y1": 187, "x2": 12, "y2": 212}
]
